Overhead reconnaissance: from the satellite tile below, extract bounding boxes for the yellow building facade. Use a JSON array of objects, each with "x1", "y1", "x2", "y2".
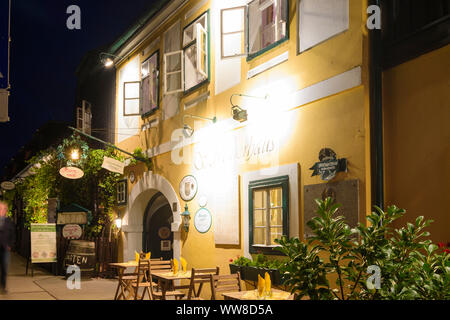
[{"x1": 107, "y1": 0, "x2": 448, "y2": 290}]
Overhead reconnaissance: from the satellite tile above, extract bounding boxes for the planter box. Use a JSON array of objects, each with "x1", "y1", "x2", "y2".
[
  {"x1": 229, "y1": 265, "x2": 283, "y2": 286},
  {"x1": 229, "y1": 264, "x2": 241, "y2": 275}
]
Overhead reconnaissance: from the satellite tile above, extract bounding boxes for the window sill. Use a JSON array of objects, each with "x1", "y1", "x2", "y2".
[
  {"x1": 183, "y1": 79, "x2": 210, "y2": 97},
  {"x1": 246, "y1": 37, "x2": 289, "y2": 62},
  {"x1": 249, "y1": 244, "x2": 284, "y2": 255}
]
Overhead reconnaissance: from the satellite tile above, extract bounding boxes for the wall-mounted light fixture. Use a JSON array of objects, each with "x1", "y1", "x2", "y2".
[
  {"x1": 114, "y1": 211, "x2": 122, "y2": 230},
  {"x1": 182, "y1": 114, "x2": 217, "y2": 138},
  {"x1": 181, "y1": 204, "x2": 191, "y2": 232},
  {"x1": 230, "y1": 94, "x2": 268, "y2": 123},
  {"x1": 100, "y1": 52, "x2": 120, "y2": 68}
]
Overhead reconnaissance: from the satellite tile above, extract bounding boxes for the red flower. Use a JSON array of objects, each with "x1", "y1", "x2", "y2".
[
  {"x1": 229, "y1": 259, "x2": 233, "y2": 263},
  {"x1": 444, "y1": 249, "x2": 450, "y2": 254},
  {"x1": 438, "y1": 242, "x2": 446, "y2": 248}
]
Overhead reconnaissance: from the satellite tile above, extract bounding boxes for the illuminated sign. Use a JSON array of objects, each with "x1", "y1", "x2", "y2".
[{"x1": 60, "y1": 167, "x2": 84, "y2": 179}]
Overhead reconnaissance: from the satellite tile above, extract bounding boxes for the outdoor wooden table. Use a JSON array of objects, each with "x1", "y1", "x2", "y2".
[
  {"x1": 151, "y1": 270, "x2": 192, "y2": 299},
  {"x1": 109, "y1": 261, "x2": 139, "y2": 300},
  {"x1": 222, "y1": 288, "x2": 294, "y2": 300}
]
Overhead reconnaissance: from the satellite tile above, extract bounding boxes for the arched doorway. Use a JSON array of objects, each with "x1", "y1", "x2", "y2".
[
  {"x1": 142, "y1": 192, "x2": 173, "y2": 260},
  {"x1": 122, "y1": 172, "x2": 181, "y2": 262}
]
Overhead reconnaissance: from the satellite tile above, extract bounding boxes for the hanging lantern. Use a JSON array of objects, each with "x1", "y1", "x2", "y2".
[
  {"x1": 57, "y1": 134, "x2": 89, "y2": 179},
  {"x1": 181, "y1": 203, "x2": 191, "y2": 232}
]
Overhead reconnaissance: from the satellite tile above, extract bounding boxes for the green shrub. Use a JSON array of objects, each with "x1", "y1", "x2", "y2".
[{"x1": 275, "y1": 198, "x2": 450, "y2": 300}]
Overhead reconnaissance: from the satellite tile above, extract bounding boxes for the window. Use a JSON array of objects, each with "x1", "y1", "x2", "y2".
[
  {"x1": 117, "y1": 180, "x2": 127, "y2": 206},
  {"x1": 221, "y1": 6, "x2": 247, "y2": 58},
  {"x1": 298, "y1": 0, "x2": 349, "y2": 53},
  {"x1": 141, "y1": 51, "x2": 159, "y2": 117},
  {"x1": 247, "y1": 0, "x2": 289, "y2": 59},
  {"x1": 123, "y1": 81, "x2": 140, "y2": 116},
  {"x1": 382, "y1": 0, "x2": 450, "y2": 68},
  {"x1": 163, "y1": 11, "x2": 210, "y2": 94},
  {"x1": 249, "y1": 176, "x2": 289, "y2": 254},
  {"x1": 220, "y1": 1, "x2": 288, "y2": 61},
  {"x1": 76, "y1": 100, "x2": 92, "y2": 135}
]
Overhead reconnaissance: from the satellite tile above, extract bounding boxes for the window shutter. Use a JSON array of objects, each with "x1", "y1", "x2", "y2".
[
  {"x1": 163, "y1": 50, "x2": 184, "y2": 94},
  {"x1": 220, "y1": 6, "x2": 247, "y2": 58},
  {"x1": 196, "y1": 23, "x2": 208, "y2": 77}
]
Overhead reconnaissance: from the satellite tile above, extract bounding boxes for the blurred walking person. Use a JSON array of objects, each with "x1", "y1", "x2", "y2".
[{"x1": 0, "y1": 201, "x2": 14, "y2": 294}]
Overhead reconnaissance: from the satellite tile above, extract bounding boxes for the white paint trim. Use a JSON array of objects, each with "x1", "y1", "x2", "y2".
[
  {"x1": 247, "y1": 51, "x2": 289, "y2": 79},
  {"x1": 242, "y1": 163, "x2": 300, "y2": 259},
  {"x1": 122, "y1": 171, "x2": 181, "y2": 262},
  {"x1": 287, "y1": 66, "x2": 361, "y2": 110},
  {"x1": 183, "y1": 91, "x2": 210, "y2": 110}
]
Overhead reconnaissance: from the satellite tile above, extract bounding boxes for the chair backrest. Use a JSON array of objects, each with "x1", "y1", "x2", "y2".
[
  {"x1": 136, "y1": 259, "x2": 151, "y2": 283},
  {"x1": 187, "y1": 267, "x2": 220, "y2": 300},
  {"x1": 149, "y1": 259, "x2": 172, "y2": 273},
  {"x1": 210, "y1": 272, "x2": 242, "y2": 300}
]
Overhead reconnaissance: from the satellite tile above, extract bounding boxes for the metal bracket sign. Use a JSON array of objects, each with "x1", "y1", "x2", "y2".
[{"x1": 310, "y1": 148, "x2": 347, "y2": 181}]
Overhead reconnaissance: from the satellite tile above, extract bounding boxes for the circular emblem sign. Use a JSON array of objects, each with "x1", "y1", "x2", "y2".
[
  {"x1": 62, "y1": 224, "x2": 83, "y2": 239},
  {"x1": 179, "y1": 175, "x2": 198, "y2": 202},
  {"x1": 194, "y1": 208, "x2": 212, "y2": 234},
  {"x1": 60, "y1": 167, "x2": 84, "y2": 179},
  {"x1": 1, "y1": 181, "x2": 15, "y2": 190},
  {"x1": 158, "y1": 227, "x2": 171, "y2": 240}
]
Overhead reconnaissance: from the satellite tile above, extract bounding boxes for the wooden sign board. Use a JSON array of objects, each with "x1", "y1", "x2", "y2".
[
  {"x1": 303, "y1": 180, "x2": 359, "y2": 239},
  {"x1": 57, "y1": 212, "x2": 87, "y2": 225}
]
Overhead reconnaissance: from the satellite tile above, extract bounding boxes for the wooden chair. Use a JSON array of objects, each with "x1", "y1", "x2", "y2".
[
  {"x1": 130, "y1": 259, "x2": 156, "y2": 300},
  {"x1": 210, "y1": 272, "x2": 242, "y2": 300},
  {"x1": 186, "y1": 267, "x2": 220, "y2": 300},
  {"x1": 148, "y1": 260, "x2": 185, "y2": 300}
]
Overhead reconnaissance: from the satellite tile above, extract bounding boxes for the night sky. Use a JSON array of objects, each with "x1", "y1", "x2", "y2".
[{"x1": 0, "y1": 0, "x2": 160, "y2": 175}]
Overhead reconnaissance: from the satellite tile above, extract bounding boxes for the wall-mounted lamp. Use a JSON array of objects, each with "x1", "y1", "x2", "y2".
[
  {"x1": 181, "y1": 204, "x2": 191, "y2": 232},
  {"x1": 182, "y1": 114, "x2": 217, "y2": 138},
  {"x1": 100, "y1": 52, "x2": 120, "y2": 68},
  {"x1": 114, "y1": 211, "x2": 122, "y2": 230},
  {"x1": 230, "y1": 94, "x2": 269, "y2": 123}
]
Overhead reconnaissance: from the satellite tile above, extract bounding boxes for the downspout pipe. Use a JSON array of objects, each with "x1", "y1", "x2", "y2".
[{"x1": 369, "y1": 0, "x2": 384, "y2": 209}]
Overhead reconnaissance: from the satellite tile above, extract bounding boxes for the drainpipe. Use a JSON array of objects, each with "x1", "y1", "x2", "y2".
[{"x1": 369, "y1": 0, "x2": 384, "y2": 209}]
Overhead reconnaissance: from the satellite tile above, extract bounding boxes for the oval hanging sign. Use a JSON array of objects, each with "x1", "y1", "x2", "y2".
[
  {"x1": 179, "y1": 175, "x2": 198, "y2": 202},
  {"x1": 194, "y1": 208, "x2": 212, "y2": 234},
  {"x1": 62, "y1": 224, "x2": 83, "y2": 239},
  {"x1": 1, "y1": 181, "x2": 15, "y2": 190},
  {"x1": 60, "y1": 167, "x2": 84, "y2": 179}
]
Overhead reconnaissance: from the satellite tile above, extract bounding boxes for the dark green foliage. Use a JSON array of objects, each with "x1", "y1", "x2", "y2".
[
  {"x1": 275, "y1": 198, "x2": 450, "y2": 300},
  {"x1": 16, "y1": 135, "x2": 127, "y2": 237}
]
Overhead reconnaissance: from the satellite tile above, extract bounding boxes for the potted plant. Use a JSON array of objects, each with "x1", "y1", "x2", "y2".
[
  {"x1": 274, "y1": 198, "x2": 450, "y2": 300},
  {"x1": 229, "y1": 256, "x2": 251, "y2": 279},
  {"x1": 230, "y1": 254, "x2": 286, "y2": 285}
]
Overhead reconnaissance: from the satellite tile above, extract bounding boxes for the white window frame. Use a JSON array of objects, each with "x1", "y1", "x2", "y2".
[
  {"x1": 163, "y1": 50, "x2": 184, "y2": 95},
  {"x1": 196, "y1": 23, "x2": 208, "y2": 78},
  {"x1": 123, "y1": 81, "x2": 141, "y2": 116},
  {"x1": 220, "y1": 6, "x2": 247, "y2": 59},
  {"x1": 163, "y1": 11, "x2": 209, "y2": 95},
  {"x1": 220, "y1": 0, "x2": 289, "y2": 59}
]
